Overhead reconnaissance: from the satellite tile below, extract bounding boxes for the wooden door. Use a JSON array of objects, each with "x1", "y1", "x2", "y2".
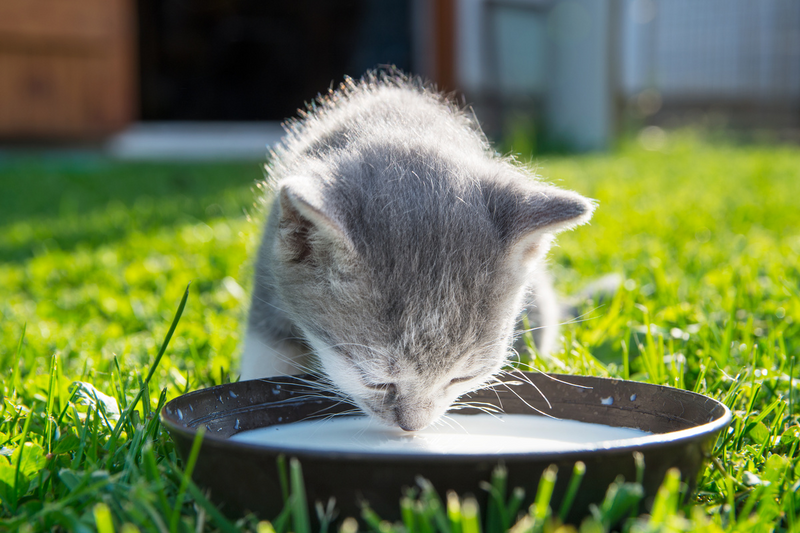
[{"x1": 0, "y1": 0, "x2": 136, "y2": 140}]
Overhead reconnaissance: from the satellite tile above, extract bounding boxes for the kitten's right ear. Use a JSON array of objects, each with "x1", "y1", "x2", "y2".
[
  {"x1": 484, "y1": 178, "x2": 594, "y2": 266},
  {"x1": 275, "y1": 177, "x2": 351, "y2": 263}
]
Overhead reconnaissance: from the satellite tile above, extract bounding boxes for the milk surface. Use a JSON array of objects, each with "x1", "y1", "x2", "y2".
[{"x1": 229, "y1": 414, "x2": 651, "y2": 454}]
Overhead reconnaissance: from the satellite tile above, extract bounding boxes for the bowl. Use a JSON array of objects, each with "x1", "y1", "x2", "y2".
[{"x1": 161, "y1": 373, "x2": 731, "y2": 523}]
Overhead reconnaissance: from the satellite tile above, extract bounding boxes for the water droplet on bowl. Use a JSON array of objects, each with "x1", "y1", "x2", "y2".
[{"x1": 601, "y1": 396, "x2": 614, "y2": 406}]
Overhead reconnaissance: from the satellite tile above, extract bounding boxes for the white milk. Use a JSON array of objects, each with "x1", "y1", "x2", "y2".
[{"x1": 229, "y1": 414, "x2": 651, "y2": 454}]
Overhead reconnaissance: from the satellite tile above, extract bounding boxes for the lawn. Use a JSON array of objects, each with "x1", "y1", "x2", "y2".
[{"x1": 0, "y1": 134, "x2": 798, "y2": 532}]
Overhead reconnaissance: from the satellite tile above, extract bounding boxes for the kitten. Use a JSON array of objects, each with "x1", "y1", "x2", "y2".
[{"x1": 241, "y1": 71, "x2": 594, "y2": 431}]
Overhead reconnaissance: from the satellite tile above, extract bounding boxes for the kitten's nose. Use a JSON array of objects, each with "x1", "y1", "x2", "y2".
[
  {"x1": 394, "y1": 403, "x2": 432, "y2": 432},
  {"x1": 397, "y1": 416, "x2": 422, "y2": 432}
]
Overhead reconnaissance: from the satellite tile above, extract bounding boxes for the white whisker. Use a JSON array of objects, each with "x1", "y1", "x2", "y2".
[
  {"x1": 441, "y1": 414, "x2": 468, "y2": 433},
  {"x1": 496, "y1": 381, "x2": 558, "y2": 418},
  {"x1": 499, "y1": 370, "x2": 551, "y2": 409}
]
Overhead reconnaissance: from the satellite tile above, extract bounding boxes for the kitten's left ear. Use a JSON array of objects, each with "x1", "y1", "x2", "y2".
[
  {"x1": 486, "y1": 179, "x2": 595, "y2": 264},
  {"x1": 275, "y1": 176, "x2": 353, "y2": 263}
]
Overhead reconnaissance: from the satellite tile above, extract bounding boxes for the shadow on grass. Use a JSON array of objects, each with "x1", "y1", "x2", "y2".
[{"x1": 0, "y1": 155, "x2": 264, "y2": 262}]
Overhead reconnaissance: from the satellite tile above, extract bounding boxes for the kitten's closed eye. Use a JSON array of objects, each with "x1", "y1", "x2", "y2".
[
  {"x1": 363, "y1": 381, "x2": 396, "y2": 393},
  {"x1": 448, "y1": 375, "x2": 479, "y2": 386}
]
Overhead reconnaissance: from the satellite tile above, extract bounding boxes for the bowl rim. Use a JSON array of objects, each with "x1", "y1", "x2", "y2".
[{"x1": 161, "y1": 374, "x2": 732, "y2": 463}]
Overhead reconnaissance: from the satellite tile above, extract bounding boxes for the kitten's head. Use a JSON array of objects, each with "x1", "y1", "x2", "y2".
[{"x1": 270, "y1": 163, "x2": 593, "y2": 431}]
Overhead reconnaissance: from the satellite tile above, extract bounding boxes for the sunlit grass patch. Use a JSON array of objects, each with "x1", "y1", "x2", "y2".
[{"x1": 0, "y1": 135, "x2": 798, "y2": 532}]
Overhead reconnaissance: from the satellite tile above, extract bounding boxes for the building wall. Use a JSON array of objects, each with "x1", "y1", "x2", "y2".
[{"x1": 622, "y1": 0, "x2": 800, "y2": 102}]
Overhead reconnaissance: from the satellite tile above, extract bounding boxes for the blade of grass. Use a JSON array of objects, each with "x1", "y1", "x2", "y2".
[
  {"x1": 692, "y1": 363, "x2": 708, "y2": 393},
  {"x1": 55, "y1": 386, "x2": 81, "y2": 428},
  {"x1": 447, "y1": 491, "x2": 462, "y2": 533},
  {"x1": 649, "y1": 468, "x2": 681, "y2": 524},
  {"x1": 483, "y1": 464, "x2": 507, "y2": 533},
  {"x1": 531, "y1": 465, "x2": 557, "y2": 528},
  {"x1": 361, "y1": 504, "x2": 388, "y2": 532},
  {"x1": 400, "y1": 496, "x2": 415, "y2": 532},
  {"x1": 109, "y1": 284, "x2": 190, "y2": 446},
  {"x1": 461, "y1": 498, "x2": 481, "y2": 533},
  {"x1": 113, "y1": 356, "x2": 128, "y2": 412},
  {"x1": 621, "y1": 339, "x2": 630, "y2": 381},
  {"x1": 276, "y1": 454, "x2": 289, "y2": 505},
  {"x1": 93, "y1": 502, "x2": 115, "y2": 533},
  {"x1": 789, "y1": 355, "x2": 796, "y2": 425},
  {"x1": 139, "y1": 374, "x2": 151, "y2": 420},
  {"x1": 558, "y1": 461, "x2": 586, "y2": 522},
  {"x1": 142, "y1": 442, "x2": 171, "y2": 517},
  {"x1": 289, "y1": 458, "x2": 311, "y2": 533},
  {"x1": 505, "y1": 487, "x2": 525, "y2": 528},
  {"x1": 143, "y1": 388, "x2": 168, "y2": 443},
  {"x1": 11, "y1": 323, "x2": 26, "y2": 397},
  {"x1": 70, "y1": 407, "x2": 93, "y2": 471},
  {"x1": 12, "y1": 408, "x2": 34, "y2": 511},
  {"x1": 178, "y1": 472, "x2": 241, "y2": 533},
  {"x1": 45, "y1": 352, "x2": 59, "y2": 454},
  {"x1": 416, "y1": 481, "x2": 444, "y2": 533}
]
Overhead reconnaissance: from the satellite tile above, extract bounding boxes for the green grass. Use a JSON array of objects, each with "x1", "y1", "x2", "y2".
[{"x1": 1, "y1": 133, "x2": 799, "y2": 532}]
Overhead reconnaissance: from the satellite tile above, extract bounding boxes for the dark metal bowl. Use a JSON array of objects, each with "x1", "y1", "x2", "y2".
[{"x1": 161, "y1": 373, "x2": 730, "y2": 523}]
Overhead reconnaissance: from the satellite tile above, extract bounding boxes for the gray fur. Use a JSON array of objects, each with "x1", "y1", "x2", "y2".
[{"x1": 241, "y1": 71, "x2": 594, "y2": 431}]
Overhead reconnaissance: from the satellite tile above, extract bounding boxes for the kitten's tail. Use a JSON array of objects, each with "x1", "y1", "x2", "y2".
[
  {"x1": 515, "y1": 272, "x2": 623, "y2": 357},
  {"x1": 560, "y1": 272, "x2": 624, "y2": 321}
]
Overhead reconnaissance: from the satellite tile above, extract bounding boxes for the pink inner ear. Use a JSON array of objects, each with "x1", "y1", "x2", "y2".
[
  {"x1": 278, "y1": 180, "x2": 350, "y2": 242},
  {"x1": 508, "y1": 230, "x2": 557, "y2": 269},
  {"x1": 519, "y1": 242, "x2": 539, "y2": 262},
  {"x1": 275, "y1": 179, "x2": 356, "y2": 264},
  {"x1": 278, "y1": 188, "x2": 306, "y2": 229},
  {"x1": 276, "y1": 211, "x2": 314, "y2": 264}
]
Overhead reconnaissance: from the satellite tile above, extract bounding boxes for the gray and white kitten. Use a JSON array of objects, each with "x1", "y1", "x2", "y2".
[{"x1": 241, "y1": 72, "x2": 594, "y2": 431}]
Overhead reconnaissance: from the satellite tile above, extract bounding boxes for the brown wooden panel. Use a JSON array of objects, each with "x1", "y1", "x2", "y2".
[
  {"x1": 0, "y1": 0, "x2": 111, "y2": 44},
  {"x1": 0, "y1": 0, "x2": 136, "y2": 139}
]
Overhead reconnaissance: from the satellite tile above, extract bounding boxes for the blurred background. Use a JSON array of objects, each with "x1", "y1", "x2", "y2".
[{"x1": 0, "y1": 0, "x2": 799, "y2": 157}]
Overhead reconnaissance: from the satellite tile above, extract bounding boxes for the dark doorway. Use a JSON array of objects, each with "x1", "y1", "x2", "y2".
[{"x1": 137, "y1": 0, "x2": 412, "y2": 121}]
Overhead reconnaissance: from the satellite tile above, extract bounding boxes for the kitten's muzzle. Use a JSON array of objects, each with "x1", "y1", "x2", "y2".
[{"x1": 393, "y1": 397, "x2": 435, "y2": 432}]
